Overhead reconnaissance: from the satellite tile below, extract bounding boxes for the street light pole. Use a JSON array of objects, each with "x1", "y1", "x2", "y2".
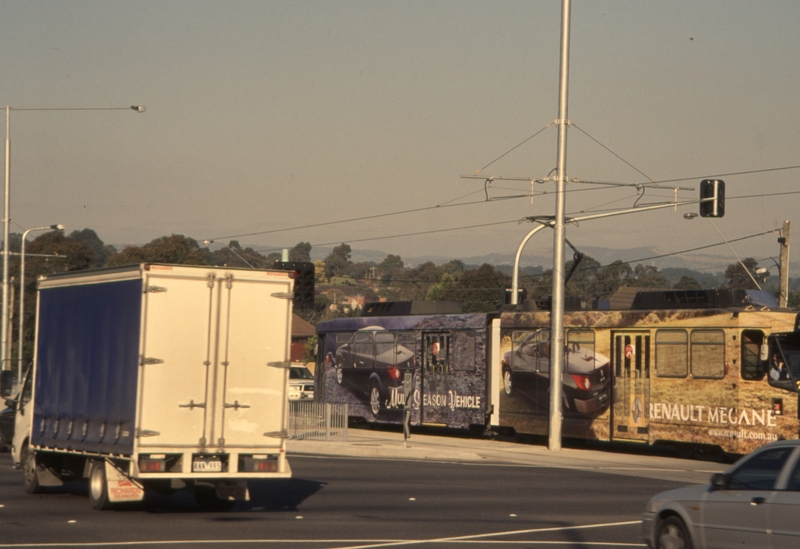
[
  {"x1": 16, "y1": 224, "x2": 63, "y2": 378},
  {"x1": 1, "y1": 105, "x2": 144, "y2": 372}
]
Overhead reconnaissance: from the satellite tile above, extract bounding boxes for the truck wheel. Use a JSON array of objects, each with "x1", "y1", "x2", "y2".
[
  {"x1": 22, "y1": 444, "x2": 42, "y2": 494},
  {"x1": 89, "y1": 461, "x2": 112, "y2": 510},
  {"x1": 194, "y1": 486, "x2": 235, "y2": 511}
]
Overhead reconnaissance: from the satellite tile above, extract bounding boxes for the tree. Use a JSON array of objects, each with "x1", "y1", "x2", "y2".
[
  {"x1": 673, "y1": 275, "x2": 702, "y2": 290},
  {"x1": 441, "y1": 263, "x2": 510, "y2": 312},
  {"x1": 426, "y1": 272, "x2": 456, "y2": 301},
  {"x1": 724, "y1": 258, "x2": 760, "y2": 290},
  {"x1": 289, "y1": 242, "x2": 312, "y2": 263},
  {"x1": 384, "y1": 261, "x2": 439, "y2": 301},
  {"x1": 107, "y1": 234, "x2": 208, "y2": 266},
  {"x1": 69, "y1": 228, "x2": 115, "y2": 267},
  {"x1": 596, "y1": 260, "x2": 633, "y2": 298},
  {"x1": 210, "y1": 240, "x2": 268, "y2": 268},
  {"x1": 564, "y1": 255, "x2": 601, "y2": 301},
  {"x1": 324, "y1": 243, "x2": 352, "y2": 279},
  {"x1": 378, "y1": 254, "x2": 404, "y2": 279},
  {"x1": 631, "y1": 264, "x2": 670, "y2": 289}
]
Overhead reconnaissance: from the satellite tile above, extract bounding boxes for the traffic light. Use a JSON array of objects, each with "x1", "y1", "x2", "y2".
[
  {"x1": 274, "y1": 261, "x2": 315, "y2": 309},
  {"x1": 699, "y1": 179, "x2": 725, "y2": 218}
]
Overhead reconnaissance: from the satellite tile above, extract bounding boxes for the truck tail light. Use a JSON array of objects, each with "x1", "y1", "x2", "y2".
[{"x1": 139, "y1": 455, "x2": 167, "y2": 472}]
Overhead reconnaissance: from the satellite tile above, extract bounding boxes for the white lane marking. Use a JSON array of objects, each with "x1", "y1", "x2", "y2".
[
  {"x1": 334, "y1": 520, "x2": 644, "y2": 549},
  {"x1": 0, "y1": 521, "x2": 645, "y2": 548}
]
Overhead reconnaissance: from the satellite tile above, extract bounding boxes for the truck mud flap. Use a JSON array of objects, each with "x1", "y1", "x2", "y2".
[{"x1": 105, "y1": 461, "x2": 145, "y2": 504}]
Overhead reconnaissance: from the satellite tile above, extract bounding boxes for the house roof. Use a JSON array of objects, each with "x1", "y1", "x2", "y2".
[{"x1": 292, "y1": 314, "x2": 316, "y2": 338}]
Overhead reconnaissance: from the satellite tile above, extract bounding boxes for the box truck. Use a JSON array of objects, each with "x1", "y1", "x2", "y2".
[{"x1": 6, "y1": 264, "x2": 294, "y2": 510}]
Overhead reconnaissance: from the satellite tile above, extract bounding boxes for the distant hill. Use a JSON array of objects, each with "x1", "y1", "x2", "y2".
[{"x1": 246, "y1": 242, "x2": 798, "y2": 278}]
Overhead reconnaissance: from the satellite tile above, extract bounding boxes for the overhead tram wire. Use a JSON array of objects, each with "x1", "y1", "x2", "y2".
[
  {"x1": 253, "y1": 219, "x2": 523, "y2": 256},
  {"x1": 630, "y1": 164, "x2": 800, "y2": 186},
  {"x1": 243, "y1": 188, "x2": 795, "y2": 259},
  {"x1": 513, "y1": 228, "x2": 783, "y2": 286},
  {"x1": 205, "y1": 183, "x2": 624, "y2": 244}
]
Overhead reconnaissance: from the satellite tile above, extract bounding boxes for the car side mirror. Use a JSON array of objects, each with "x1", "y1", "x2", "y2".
[
  {"x1": 4, "y1": 397, "x2": 17, "y2": 409},
  {"x1": 710, "y1": 472, "x2": 728, "y2": 491}
]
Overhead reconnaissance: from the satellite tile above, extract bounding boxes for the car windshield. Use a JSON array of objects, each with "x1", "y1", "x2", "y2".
[{"x1": 290, "y1": 367, "x2": 314, "y2": 380}]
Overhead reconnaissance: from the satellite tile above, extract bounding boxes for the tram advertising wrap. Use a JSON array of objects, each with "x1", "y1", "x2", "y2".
[{"x1": 316, "y1": 313, "x2": 493, "y2": 430}]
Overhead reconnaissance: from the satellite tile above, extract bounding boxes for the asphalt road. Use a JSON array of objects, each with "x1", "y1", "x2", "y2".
[{"x1": 0, "y1": 451, "x2": 684, "y2": 548}]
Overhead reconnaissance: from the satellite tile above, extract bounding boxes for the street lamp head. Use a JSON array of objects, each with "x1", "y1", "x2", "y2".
[
  {"x1": 203, "y1": 240, "x2": 214, "y2": 246},
  {"x1": 50, "y1": 224, "x2": 65, "y2": 230},
  {"x1": 131, "y1": 105, "x2": 146, "y2": 113},
  {"x1": 683, "y1": 212, "x2": 699, "y2": 220}
]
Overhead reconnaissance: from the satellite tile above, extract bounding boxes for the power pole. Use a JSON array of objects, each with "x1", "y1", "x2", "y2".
[
  {"x1": 548, "y1": 0, "x2": 572, "y2": 452},
  {"x1": 779, "y1": 220, "x2": 790, "y2": 308}
]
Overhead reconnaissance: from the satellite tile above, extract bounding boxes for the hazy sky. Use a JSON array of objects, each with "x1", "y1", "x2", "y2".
[{"x1": 1, "y1": 1, "x2": 798, "y2": 271}]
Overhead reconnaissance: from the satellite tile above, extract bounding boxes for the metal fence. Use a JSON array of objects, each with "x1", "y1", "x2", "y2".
[{"x1": 288, "y1": 401, "x2": 348, "y2": 442}]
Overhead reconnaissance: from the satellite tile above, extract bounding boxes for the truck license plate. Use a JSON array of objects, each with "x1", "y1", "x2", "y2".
[{"x1": 192, "y1": 460, "x2": 222, "y2": 472}]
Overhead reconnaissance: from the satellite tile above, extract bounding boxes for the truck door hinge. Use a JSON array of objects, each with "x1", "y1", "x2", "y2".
[
  {"x1": 263, "y1": 430, "x2": 288, "y2": 439},
  {"x1": 144, "y1": 285, "x2": 167, "y2": 293},
  {"x1": 140, "y1": 357, "x2": 164, "y2": 365},
  {"x1": 137, "y1": 429, "x2": 160, "y2": 437},
  {"x1": 207, "y1": 273, "x2": 216, "y2": 288},
  {"x1": 267, "y1": 361, "x2": 291, "y2": 369},
  {"x1": 224, "y1": 400, "x2": 250, "y2": 410},
  {"x1": 178, "y1": 400, "x2": 206, "y2": 410},
  {"x1": 225, "y1": 274, "x2": 233, "y2": 289},
  {"x1": 271, "y1": 292, "x2": 293, "y2": 300}
]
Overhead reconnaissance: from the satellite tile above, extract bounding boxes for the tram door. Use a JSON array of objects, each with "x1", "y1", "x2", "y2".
[
  {"x1": 612, "y1": 332, "x2": 650, "y2": 442},
  {"x1": 421, "y1": 332, "x2": 451, "y2": 426}
]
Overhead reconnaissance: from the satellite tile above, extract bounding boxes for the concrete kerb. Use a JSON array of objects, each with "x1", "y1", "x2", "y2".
[{"x1": 286, "y1": 428, "x2": 727, "y2": 484}]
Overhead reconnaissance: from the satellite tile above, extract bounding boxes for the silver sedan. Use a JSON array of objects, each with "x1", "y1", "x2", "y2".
[{"x1": 643, "y1": 439, "x2": 800, "y2": 549}]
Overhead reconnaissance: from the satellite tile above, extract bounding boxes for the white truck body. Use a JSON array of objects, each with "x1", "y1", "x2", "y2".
[{"x1": 11, "y1": 264, "x2": 294, "y2": 509}]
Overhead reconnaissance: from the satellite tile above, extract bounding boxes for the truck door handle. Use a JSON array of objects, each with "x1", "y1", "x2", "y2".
[
  {"x1": 178, "y1": 400, "x2": 206, "y2": 410},
  {"x1": 224, "y1": 401, "x2": 250, "y2": 410}
]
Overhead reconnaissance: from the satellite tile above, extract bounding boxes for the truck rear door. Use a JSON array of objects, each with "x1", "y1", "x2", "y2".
[{"x1": 136, "y1": 267, "x2": 292, "y2": 451}]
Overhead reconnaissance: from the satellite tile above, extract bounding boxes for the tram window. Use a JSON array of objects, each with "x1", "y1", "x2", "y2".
[
  {"x1": 452, "y1": 331, "x2": 477, "y2": 371},
  {"x1": 690, "y1": 329, "x2": 725, "y2": 379},
  {"x1": 655, "y1": 329, "x2": 688, "y2": 378},
  {"x1": 741, "y1": 330, "x2": 765, "y2": 381},
  {"x1": 566, "y1": 330, "x2": 595, "y2": 374},
  {"x1": 424, "y1": 334, "x2": 451, "y2": 373}
]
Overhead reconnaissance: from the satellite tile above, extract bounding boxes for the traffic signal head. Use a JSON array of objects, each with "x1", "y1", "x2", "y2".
[
  {"x1": 274, "y1": 261, "x2": 316, "y2": 309},
  {"x1": 699, "y1": 179, "x2": 725, "y2": 218}
]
